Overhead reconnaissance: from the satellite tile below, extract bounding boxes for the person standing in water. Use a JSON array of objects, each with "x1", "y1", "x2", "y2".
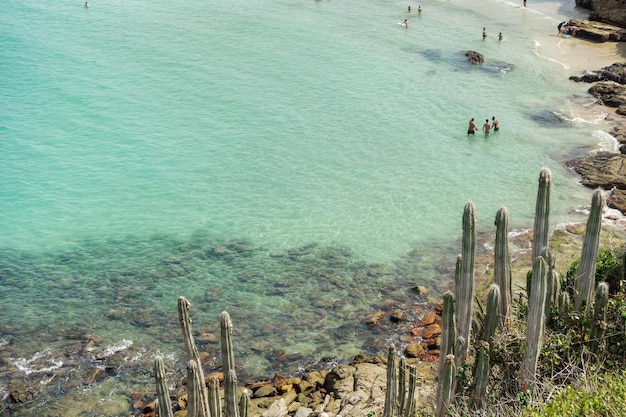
[
  {"x1": 408, "y1": 5, "x2": 411, "y2": 13},
  {"x1": 84, "y1": 1, "x2": 89, "y2": 7},
  {"x1": 492, "y1": 116, "x2": 499, "y2": 132},
  {"x1": 482, "y1": 27, "x2": 487, "y2": 39},
  {"x1": 468, "y1": 118, "x2": 478, "y2": 136},
  {"x1": 418, "y1": 5, "x2": 422, "y2": 13},
  {"x1": 402, "y1": 19, "x2": 410, "y2": 27},
  {"x1": 483, "y1": 119, "x2": 491, "y2": 137},
  {"x1": 498, "y1": 32, "x2": 503, "y2": 41}
]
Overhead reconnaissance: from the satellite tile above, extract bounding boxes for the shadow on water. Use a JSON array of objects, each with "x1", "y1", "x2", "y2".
[{"x1": 0, "y1": 229, "x2": 461, "y2": 415}]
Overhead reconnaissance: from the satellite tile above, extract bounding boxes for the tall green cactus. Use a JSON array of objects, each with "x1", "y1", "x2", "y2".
[
  {"x1": 178, "y1": 297, "x2": 210, "y2": 417},
  {"x1": 154, "y1": 356, "x2": 174, "y2": 417},
  {"x1": 590, "y1": 281, "x2": 610, "y2": 354},
  {"x1": 482, "y1": 284, "x2": 500, "y2": 348},
  {"x1": 398, "y1": 356, "x2": 407, "y2": 415},
  {"x1": 221, "y1": 311, "x2": 240, "y2": 417},
  {"x1": 382, "y1": 344, "x2": 398, "y2": 417},
  {"x1": 437, "y1": 354, "x2": 456, "y2": 417},
  {"x1": 532, "y1": 168, "x2": 551, "y2": 262},
  {"x1": 471, "y1": 341, "x2": 491, "y2": 409},
  {"x1": 403, "y1": 364, "x2": 417, "y2": 417},
  {"x1": 575, "y1": 190, "x2": 605, "y2": 312},
  {"x1": 521, "y1": 256, "x2": 548, "y2": 392},
  {"x1": 494, "y1": 207, "x2": 512, "y2": 331},
  {"x1": 455, "y1": 202, "x2": 476, "y2": 369},
  {"x1": 239, "y1": 389, "x2": 250, "y2": 417},
  {"x1": 439, "y1": 291, "x2": 456, "y2": 378},
  {"x1": 187, "y1": 360, "x2": 210, "y2": 417},
  {"x1": 472, "y1": 284, "x2": 499, "y2": 409},
  {"x1": 208, "y1": 377, "x2": 222, "y2": 417}
]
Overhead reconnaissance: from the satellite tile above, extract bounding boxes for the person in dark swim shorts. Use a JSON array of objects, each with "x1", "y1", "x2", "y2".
[
  {"x1": 492, "y1": 116, "x2": 499, "y2": 132},
  {"x1": 468, "y1": 118, "x2": 478, "y2": 135}
]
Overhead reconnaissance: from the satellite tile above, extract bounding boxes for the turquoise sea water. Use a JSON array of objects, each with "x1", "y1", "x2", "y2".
[{"x1": 0, "y1": 0, "x2": 621, "y2": 412}]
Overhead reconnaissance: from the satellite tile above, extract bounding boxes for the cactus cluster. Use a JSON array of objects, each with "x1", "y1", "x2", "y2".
[
  {"x1": 437, "y1": 168, "x2": 610, "y2": 414},
  {"x1": 153, "y1": 298, "x2": 246, "y2": 417}
]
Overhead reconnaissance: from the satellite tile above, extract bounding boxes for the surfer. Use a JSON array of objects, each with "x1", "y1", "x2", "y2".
[{"x1": 467, "y1": 118, "x2": 478, "y2": 136}]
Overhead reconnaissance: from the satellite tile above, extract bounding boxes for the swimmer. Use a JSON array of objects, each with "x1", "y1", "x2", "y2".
[
  {"x1": 418, "y1": 5, "x2": 422, "y2": 13},
  {"x1": 403, "y1": 19, "x2": 410, "y2": 27},
  {"x1": 84, "y1": 1, "x2": 89, "y2": 7}
]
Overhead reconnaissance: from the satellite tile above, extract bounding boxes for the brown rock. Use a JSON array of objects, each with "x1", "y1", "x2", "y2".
[
  {"x1": 364, "y1": 310, "x2": 385, "y2": 326},
  {"x1": 422, "y1": 323, "x2": 442, "y2": 340},
  {"x1": 417, "y1": 311, "x2": 437, "y2": 327},
  {"x1": 390, "y1": 309, "x2": 404, "y2": 323},
  {"x1": 405, "y1": 343, "x2": 425, "y2": 358}
]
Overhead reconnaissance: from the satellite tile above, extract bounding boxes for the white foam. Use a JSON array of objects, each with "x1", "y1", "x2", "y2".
[
  {"x1": 102, "y1": 339, "x2": 133, "y2": 357},
  {"x1": 593, "y1": 130, "x2": 620, "y2": 152},
  {"x1": 10, "y1": 349, "x2": 64, "y2": 376}
]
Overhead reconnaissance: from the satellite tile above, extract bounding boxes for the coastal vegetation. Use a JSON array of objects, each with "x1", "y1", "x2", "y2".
[{"x1": 152, "y1": 168, "x2": 626, "y2": 417}]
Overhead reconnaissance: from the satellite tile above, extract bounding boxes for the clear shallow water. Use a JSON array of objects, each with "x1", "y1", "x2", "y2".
[{"x1": 0, "y1": 0, "x2": 619, "y2": 412}]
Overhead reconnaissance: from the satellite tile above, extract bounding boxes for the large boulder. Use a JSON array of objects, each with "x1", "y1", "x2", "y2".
[
  {"x1": 588, "y1": 82, "x2": 626, "y2": 107},
  {"x1": 589, "y1": 0, "x2": 626, "y2": 28},
  {"x1": 465, "y1": 50, "x2": 484, "y2": 65},
  {"x1": 567, "y1": 151, "x2": 626, "y2": 214},
  {"x1": 570, "y1": 63, "x2": 626, "y2": 84},
  {"x1": 568, "y1": 18, "x2": 626, "y2": 42}
]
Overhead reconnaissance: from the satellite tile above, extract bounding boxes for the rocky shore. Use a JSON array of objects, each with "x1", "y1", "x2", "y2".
[{"x1": 567, "y1": 61, "x2": 626, "y2": 215}]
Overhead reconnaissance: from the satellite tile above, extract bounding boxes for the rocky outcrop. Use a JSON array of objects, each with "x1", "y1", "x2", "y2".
[
  {"x1": 589, "y1": 0, "x2": 626, "y2": 28},
  {"x1": 465, "y1": 50, "x2": 484, "y2": 65},
  {"x1": 567, "y1": 18, "x2": 626, "y2": 42},
  {"x1": 567, "y1": 152, "x2": 626, "y2": 213},
  {"x1": 569, "y1": 63, "x2": 626, "y2": 83}
]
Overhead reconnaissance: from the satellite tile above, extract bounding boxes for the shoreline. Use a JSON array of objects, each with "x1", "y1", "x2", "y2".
[{"x1": 4, "y1": 16, "x2": 626, "y2": 417}]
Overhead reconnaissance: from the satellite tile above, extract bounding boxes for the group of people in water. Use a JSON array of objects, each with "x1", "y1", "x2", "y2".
[
  {"x1": 402, "y1": 5, "x2": 422, "y2": 26},
  {"x1": 467, "y1": 117, "x2": 499, "y2": 137}
]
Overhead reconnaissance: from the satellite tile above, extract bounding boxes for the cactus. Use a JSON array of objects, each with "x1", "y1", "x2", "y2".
[
  {"x1": 154, "y1": 356, "x2": 174, "y2": 417},
  {"x1": 178, "y1": 297, "x2": 210, "y2": 417},
  {"x1": 403, "y1": 364, "x2": 417, "y2": 417},
  {"x1": 532, "y1": 168, "x2": 551, "y2": 262},
  {"x1": 494, "y1": 207, "x2": 512, "y2": 331},
  {"x1": 239, "y1": 389, "x2": 250, "y2": 417},
  {"x1": 208, "y1": 377, "x2": 222, "y2": 417},
  {"x1": 382, "y1": 344, "x2": 398, "y2": 417},
  {"x1": 540, "y1": 248, "x2": 556, "y2": 322},
  {"x1": 187, "y1": 360, "x2": 211, "y2": 417},
  {"x1": 471, "y1": 341, "x2": 490, "y2": 409},
  {"x1": 439, "y1": 291, "x2": 456, "y2": 378},
  {"x1": 437, "y1": 354, "x2": 456, "y2": 417},
  {"x1": 574, "y1": 190, "x2": 605, "y2": 312},
  {"x1": 558, "y1": 288, "x2": 571, "y2": 317},
  {"x1": 471, "y1": 285, "x2": 499, "y2": 409},
  {"x1": 521, "y1": 256, "x2": 548, "y2": 392},
  {"x1": 590, "y1": 281, "x2": 610, "y2": 354},
  {"x1": 455, "y1": 202, "x2": 476, "y2": 369},
  {"x1": 221, "y1": 311, "x2": 240, "y2": 417},
  {"x1": 398, "y1": 356, "x2": 407, "y2": 415},
  {"x1": 482, "y1": 284, "x2": 500, "y2": 348}
]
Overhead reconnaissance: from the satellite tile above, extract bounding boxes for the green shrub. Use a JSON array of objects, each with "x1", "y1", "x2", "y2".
[{"x1": 523, "y1": 370, "x2": 626, "y2": 417}]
